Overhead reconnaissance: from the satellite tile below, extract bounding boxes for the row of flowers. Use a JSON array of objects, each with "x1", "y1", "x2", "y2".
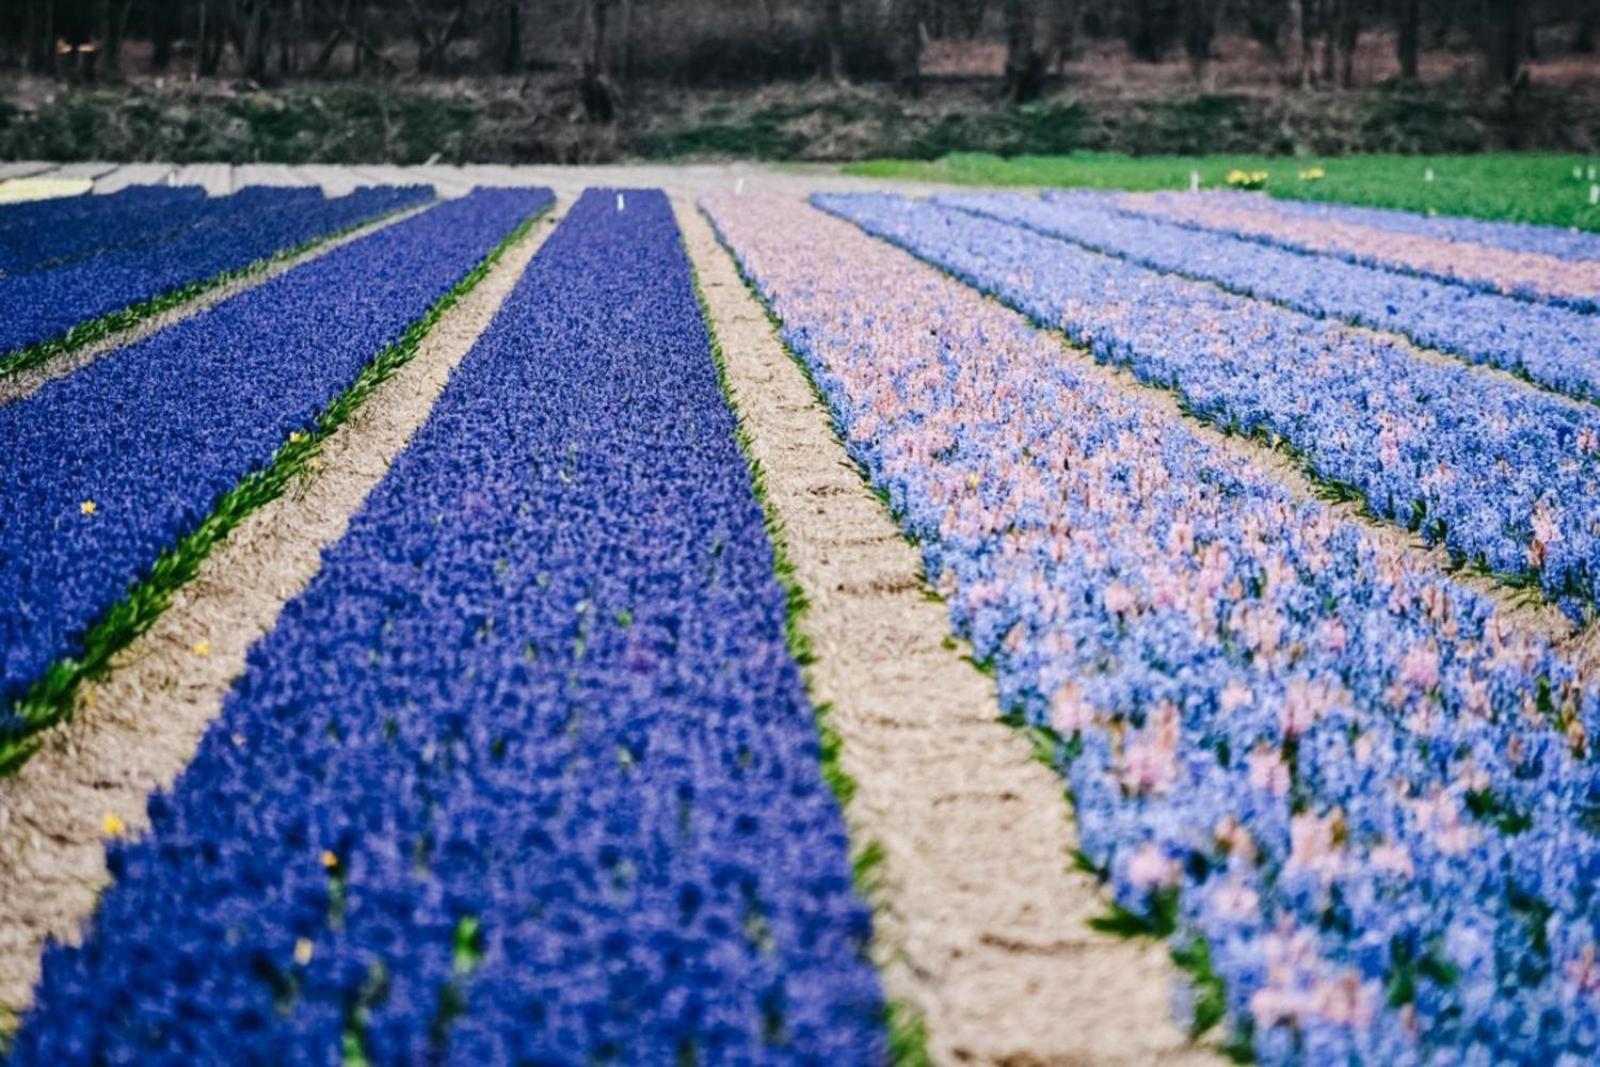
[
  {"x1": 0, "y1": 184, "x2": 435, "y2": 365},
  {"x1": 0, "y1": 189, "x2": 545, "y2": 726},
  {"x1": 0, "y1": 186, "x2": 335, "y2": 278},
  {"x1": 706, "y1": 192, "x2": 1600, "y2": 1064},
  {"x1": 818, "y1": 192, "x2": 1600, "y2": 619},
  {"x1": 1117, "y1": 191, "x2": 1600, "y2": 313},
  {"x1": 11, "y1": 189, "x2": 885, "y2": 1063},
  {"x1": 945, "y1": 191, "x2": 1600, "y2": 405},
  {"x1": 0, "y1": 184, "x2": 209, "y2": 273},
  {"x1": 1186, "y1": 190, "x2": 1600, "y2": 264}
]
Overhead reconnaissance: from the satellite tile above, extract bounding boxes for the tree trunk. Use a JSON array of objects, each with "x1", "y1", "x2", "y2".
[
  {"x1": 1482, "y1": 0, "x2": 1525, "y2": 87},
  {"x1": 824, "y1": 0, "x2": 847, "y2": 83},
  {"x1": 1290, "y1": 0, "x2": 1311, "y2": 87},
  {"x1": 1320, "y1": 0, "x2": 1337, "y2": 82},
  {"x1": 1336, "y1": 0, "x2": 1357, "y2": 87},
  {"x1": 1395, "y1": 0, "x2": 1418, "y2": 80},
  {"x1": 1003, "y1": 0, "x2": 1044, "y2": 102},
  {"x1": 1578, "y1": 7, "x2": 1597, "y2": 53},
  {"x1": 1045, "y1": 0, "x2": 1077, "y2": 74},
  {"x1": 1184, "y1": 0, "x2": 1216, "y2": 85},
  {"x1": 581, "y1": 0, "x2": 621, "y2": 121},
  {"x1": 892, "y1": 0, "x2": 923, "y2": 96},
  {"x1": 502, "y1": 0, "x2": 522, "y2": 74}
]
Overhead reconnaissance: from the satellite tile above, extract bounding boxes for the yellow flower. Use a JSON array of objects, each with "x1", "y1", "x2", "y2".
[
  {"x1": 289, "y1": 431, "x2": 306, "y2": 444},
  {"x1": 1299, "y1": 166, "x2": 1326, "y2": 181},
  {"x1": 193, "y1": 640, "x2": 210, "y2": 656},
  {"x1": 102, "y1": 813, "x2": 125, "y2": 836},
  {"x1": 321, "y1": 850, "x2": 339, "y2": 869},
  {"x1": 294, "y1": 938, "x2": 314, "y2": 965},
  {"x1": 79, "y1": 500, "x2": 96, "y2": 516}
]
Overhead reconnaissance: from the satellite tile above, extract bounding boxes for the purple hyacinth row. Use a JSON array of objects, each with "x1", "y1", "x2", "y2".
[
  {"x1": 0, "y1": 184, "x2": 435, "y2": 363},
  {"x1": 941, "y1": 191, "x2": 1600, "y2": 404},
  {"x1": 703, "y1": 192, "x2": 1600, "y2": 1064},
  {"x1": 0, "y1": 185, "x2": 208, "y2": 272},
  {"x1": 817, "y1": 192, "x2": 1600, "y2": 617},
  {"x1": 0, "y1": 188, "x2": 546, "y2": 720},
  {"x1": 0, "y1": 186, "x2": 321, "y2": 275},
  {"x1": 1188, "y1": 189, "x2": 1600, "y2": 263},
  {"x1": 11, "y1": 188, "x2": 883, "y2": 1064},
  {"x1": 1114, "y1": 191, "x2": 1600, "y2": 313}
]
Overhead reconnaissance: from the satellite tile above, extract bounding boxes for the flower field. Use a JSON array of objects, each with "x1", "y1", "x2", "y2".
[{"x1": 2, "y1": 172, "x2": 1599, "y2": 1064}]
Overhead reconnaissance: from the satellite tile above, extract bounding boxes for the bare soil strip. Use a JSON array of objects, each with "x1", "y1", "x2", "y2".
[
  {"x1": 0, "y1": 203, "x2": 433, "y2": 409},
  {"x1": 0, "y1": 203, "x2": 566, "y2": 1028},
  {"x1": 675, "y1": 198, "x2": 1218, "y2": 1066}
]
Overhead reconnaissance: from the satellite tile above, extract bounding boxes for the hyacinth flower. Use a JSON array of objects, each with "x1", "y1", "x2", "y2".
[
  {"x1": 704, "y1": 192, "x2": 1600, "y2": 1064},
  {"x1": 1114, "y1": 190, "x2": 1600, "y2": 313},
  {"x1": 1180, "y1": 189, "x2": 1600, "y2": 263},
  {"x1": 945, "y1": 190, "x2": 1600, "y2": 407},
  {"x1": 814, "y1": 192, "x2": 1600, "y2": 620}
]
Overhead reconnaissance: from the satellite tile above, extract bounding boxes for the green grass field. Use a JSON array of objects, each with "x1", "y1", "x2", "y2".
[{"x1": 844, "y1": 152, "x2": 1600, "y2": 232}]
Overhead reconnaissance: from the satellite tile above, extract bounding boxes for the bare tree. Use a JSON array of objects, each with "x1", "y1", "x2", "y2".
[
  {"x1": 1481, "y1": 0, "x2": 1527, "y2": 87},
  {"x1": 891, "y1": 0, "x2": 923, "y2": 95},
  {"x1": 581, "y1": 0, "x2": 622, "y2": 120},
  {"x1": 1183, "y1": 0, "x2": 1218, "y2": 84},
  {"x1": 824, "y1": 0, "x2": 848, "y2": 83},
  {"x1": 1290, "y1": 0, "x2": 1312, "y2": 87},
  {"x1": 1003, "y1": 0, "x2": 1045, "y2": 101},
  {"x1": 1395, "y1": 0, "x2": 1419, "y2": 80}
]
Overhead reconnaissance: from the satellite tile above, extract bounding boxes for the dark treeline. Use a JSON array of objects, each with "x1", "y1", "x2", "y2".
[{"x1": 1, "y1": 0, "x2": 1595, "y2": 118}]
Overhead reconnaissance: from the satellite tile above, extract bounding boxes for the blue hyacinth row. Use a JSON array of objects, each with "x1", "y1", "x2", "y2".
[
  {"x1": 1204, "y1": 190, "x2": 1600, "y2": 263},
  {"x1": 816, "y1": 192, "x2": 1600, "y2": 618},
  {"x1": 0, "y1": 188, "x2": 547, "y2": 720},
  {"x1": 0, "y1": 187, "x2": 321, "y2": 275},
  {"x1": 0, "y1": 185, "x2": 206, "y2": 270},
  {"x1": 942, "y1": 191, "x2": 1600, "y2": 405},
  {"x1": 0, "y1": 184, "x2": 435, "y2": 362},
  {"x1": 705, "y1": 192, "x2": 1600, "y2": 1065},
  {"x1": 11, "y1": 188, "x2": 884, "y2": 1064}
]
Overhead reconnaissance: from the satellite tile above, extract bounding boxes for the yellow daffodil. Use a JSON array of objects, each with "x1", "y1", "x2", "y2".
[
  {"x1": 321, "y1": 850, "x2": 339, "y2": 869},
  {"x1": 289, "y1": 431, "x2": 306, "y2": 444},
  {"x1": 193, "y1": 640, "x2": 211, "y2": 656},
  {"x1": 1299, "y1": 167, "x2": 1325, "y2": 181},
  {"x1": 294, "y1": 938, "x2": 314, "y2": 965},
  {"x1": 79, "y1": 500, "x2": 97, "y2": 516},
  {"x1": 102, "y1": 813, "x2": 125, "y2": 836}
]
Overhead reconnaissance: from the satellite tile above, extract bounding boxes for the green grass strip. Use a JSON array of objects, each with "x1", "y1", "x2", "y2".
[
  {"x1": 0, "y1": 206, "x2": 545, "y2": 778},
  {"x1": 0, "y1": 202, "x2": 427, "y2": 384},
  {"x1": 686, "y1": 229, "x2": 933, "y2": 1067}
]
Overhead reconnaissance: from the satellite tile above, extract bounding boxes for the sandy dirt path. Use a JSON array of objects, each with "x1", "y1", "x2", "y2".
[
  {"x1": 676, "y1": 197, "x2": 1217, "y2": 1066},
  {"x1": 0, "y1": 202, "x2": 567, "y2": 1028}
]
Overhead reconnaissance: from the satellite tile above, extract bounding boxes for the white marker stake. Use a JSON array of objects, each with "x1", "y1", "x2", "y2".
[
  {"x1": 1189, "y1": 169, "x2": 1200, "y2": 193},
  {"x1": 1424, "y1": 167, "x2": 1435, "y2": 183},
  {"x1": 1591, "y1": 183, "x2": 1599, "y2": 206},
  {"x1": 1590, "y1": 165, "x2": 1598, "y2": 181},
  {"x1": 735, "y1": 178, "x2": 745, "y2": 196},
  {"x1": 616, "y1": 192, "x2": 625, "y2": 212}
]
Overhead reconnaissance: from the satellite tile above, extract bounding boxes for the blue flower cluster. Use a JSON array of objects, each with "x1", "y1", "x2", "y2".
[
  {"x1": 11, "y1": 188, "x2": 883, "y2": 1064},
  {"x1": 1214, "y1": 191, "x2": 1600, "y2": 263},
  {"x1": 943, "y1": 191, "x2": 1600, "y2": 404},
  {"x1": 817, "y1": 193, "x2": 1600, "y2": 617},
  {"x1": 705, "y1": 192, "x2": 1600, "y2": 1064},
  {"x1": 0, "y1": 186, "x2": 320, "y2": 276},
  {"x1": 0, "y1": 184, "x2": 435, "y2": 363},
  {"x1": 0, "y1": 185, "x2": 208, "y2": 272},
  {"x1": 0, "y1": 188, "x2": 547, "y2": 722}
]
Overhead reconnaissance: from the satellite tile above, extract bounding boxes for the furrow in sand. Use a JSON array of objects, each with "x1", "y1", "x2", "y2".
[
  {"x1": 0, "y1": 202, "x2": 567, "y2": 1028},
  {"x1": 675, "y1": 197, "x2": 1217, "y2": 1066},
  {"x1": 0, "y1": 203, "x2": 432, "y2": 409}
]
